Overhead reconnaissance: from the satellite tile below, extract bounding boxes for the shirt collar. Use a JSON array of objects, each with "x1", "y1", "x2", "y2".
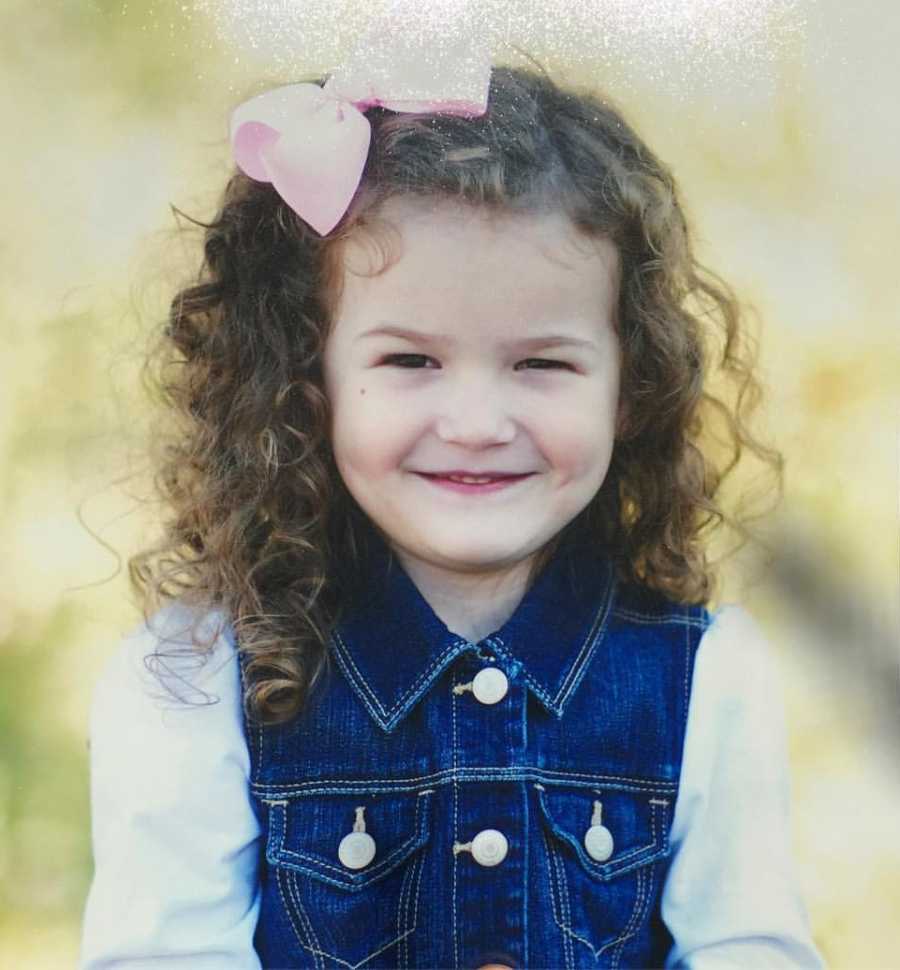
[{"x1": 328, "y1": 530, "x2": 618, "y2": 732}]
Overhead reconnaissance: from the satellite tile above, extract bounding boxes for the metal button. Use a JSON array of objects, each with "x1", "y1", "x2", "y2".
[
  {"x1": 471, "y1": 828, "x2": 508, "y2": 867},
  {"x1": 584, "y1": 824, "x2": 614, "y2": 862},
  {"x1": 472, "y1": 666, "x2": 508, "y2": 705},
  {"x1": 338, "y1": 831, "x2": 376, "y2": 869}
]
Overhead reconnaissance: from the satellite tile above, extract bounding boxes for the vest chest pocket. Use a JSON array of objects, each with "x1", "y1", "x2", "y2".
[
  {"x1": 263, "y1": 788, "x2": 435, "y2": 969},
  {"x1": 534, "y1": 783, "x2": 673, "y2": 964}
]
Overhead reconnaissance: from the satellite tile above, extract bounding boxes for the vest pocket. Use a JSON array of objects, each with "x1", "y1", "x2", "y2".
[
  {"x1": 534, "y1": 783, "x2": 672, "y2": 963},
  {"x1": 264, "y1": 788, "x2": 435, "y2": 968}
]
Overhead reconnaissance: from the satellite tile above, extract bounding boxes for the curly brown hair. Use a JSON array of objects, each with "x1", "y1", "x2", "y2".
[{"x1": 129, "y1": 59, "x2": 782, "y2": 728}]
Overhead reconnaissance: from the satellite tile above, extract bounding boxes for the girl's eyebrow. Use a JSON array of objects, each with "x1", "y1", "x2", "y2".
[{"x1": 356, "y1": 323, "x2": 599, "y2": 352}]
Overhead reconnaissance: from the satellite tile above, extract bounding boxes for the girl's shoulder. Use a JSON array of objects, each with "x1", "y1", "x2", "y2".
[
  {"x1": 612, "y1": 581, "x2": 765, "y2": 643},
  {"x1": 703, "y1": 601, "x2": 771, "y2": 644},
  {"x1": 92, "y1": 599, "x2": 240, "y2": 725},
  {"x1": 610, "y1": 582, "x2": 777, "y2": 681},
  {"x1": 689, "y1": 602, "x2": 785, "y2": 723},
  {"x1": 610, "y1": 579, "x2": 713, "y2": 628}
]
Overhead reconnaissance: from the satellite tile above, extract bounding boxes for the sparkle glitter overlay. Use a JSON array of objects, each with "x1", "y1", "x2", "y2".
[{"x1": 189, "y1": 0, "x2": 807, "y2": 100}]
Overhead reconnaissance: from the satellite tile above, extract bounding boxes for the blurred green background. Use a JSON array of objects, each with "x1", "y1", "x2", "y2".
[{"x1": 1, "y1": 0, "x2": 897, "y2": 965}]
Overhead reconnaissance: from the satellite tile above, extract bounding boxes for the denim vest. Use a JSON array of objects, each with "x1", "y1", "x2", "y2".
[{"x1": 235, "y1": 533, "x2": 711, "y2": 969}]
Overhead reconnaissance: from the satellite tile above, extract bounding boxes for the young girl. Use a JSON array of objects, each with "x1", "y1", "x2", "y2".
[{"x1": 80, "y1": 50, "x2": 826, "y2": 970}]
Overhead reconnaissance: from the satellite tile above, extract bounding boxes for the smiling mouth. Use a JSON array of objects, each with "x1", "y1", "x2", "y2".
[
  {"x1": 417, "y1": 472, "x2": 532, "y2": 481},
  {"x1": 413, "y1": 472, "x2": 534, "y2": 494}
]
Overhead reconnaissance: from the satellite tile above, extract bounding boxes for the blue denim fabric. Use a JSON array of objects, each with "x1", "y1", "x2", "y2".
[{"x1": 235, "y1": 531, "x2": 711, "y2": 969}]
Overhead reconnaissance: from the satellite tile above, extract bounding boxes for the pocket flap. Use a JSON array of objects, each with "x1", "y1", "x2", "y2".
[
  {"x1": 265, "y1": 788, "x2": 434, "y2": 890},
  {"x1": 535, "y1": 783, "x2": 671, "y2": 881}
]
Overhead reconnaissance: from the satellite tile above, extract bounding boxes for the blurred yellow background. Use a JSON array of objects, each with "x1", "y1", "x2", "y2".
[{"x1": 1, "y1": 0, "x2": 897, "y2": 966}]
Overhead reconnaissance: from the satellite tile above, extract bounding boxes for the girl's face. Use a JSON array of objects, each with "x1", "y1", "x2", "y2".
[{"x1": 323, "y1": 197, "x2": 624, "y2": 583}]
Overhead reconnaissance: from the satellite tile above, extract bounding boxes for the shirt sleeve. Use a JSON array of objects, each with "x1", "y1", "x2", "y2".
[
  {"x1": 79, "y1": 603, "x2": 263, "y2": 969},
  {"x1": 661, "y1": 604, "x2": 826, "y2": 969}
]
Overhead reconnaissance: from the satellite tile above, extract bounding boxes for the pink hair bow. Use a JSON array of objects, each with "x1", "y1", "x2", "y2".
[{"x1": 229, "y1": 28, "x2": 493, "y2": 235}]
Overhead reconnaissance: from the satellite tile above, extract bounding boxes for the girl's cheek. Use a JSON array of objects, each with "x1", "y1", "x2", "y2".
[{"x1": 351, "y1": 388, "x2": 418, "y2": 427}]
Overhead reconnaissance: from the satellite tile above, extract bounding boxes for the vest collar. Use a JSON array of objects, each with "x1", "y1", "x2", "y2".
[{"x1": 328, "y1": 530, "x2": 618, "y2": 732}]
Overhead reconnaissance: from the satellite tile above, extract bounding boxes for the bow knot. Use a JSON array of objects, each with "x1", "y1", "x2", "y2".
[{"x1": 229, "y1": 29, "x2": 493, "y2": 235}]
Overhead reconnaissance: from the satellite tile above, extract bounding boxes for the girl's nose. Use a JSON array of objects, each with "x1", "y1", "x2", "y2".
[{"x1": 435, "y1": 404, "x2": 516, "y2": 446}]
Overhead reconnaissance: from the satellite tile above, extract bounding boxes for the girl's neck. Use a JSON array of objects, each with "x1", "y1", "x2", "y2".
[{"x1": 390, "y1": 546, "x2": 536, "y2": 645}]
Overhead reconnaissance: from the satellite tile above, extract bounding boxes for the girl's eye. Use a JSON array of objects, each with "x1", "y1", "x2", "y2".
[
  {"x1": 382, "y1": 354, "x2": 435, "y2": 368},
  {"x1": 381, "y1": 354, "x2": 573, "y2": 371},
  {"x1": 519, "y1": 358, "x2": 574, "y2": 371}
]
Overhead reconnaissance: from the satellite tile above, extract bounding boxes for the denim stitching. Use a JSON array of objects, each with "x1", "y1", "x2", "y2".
[
  {"x1": 451, "y1": 673, "x2": 460, "y2": 970},
  {"x1": 399, "y1": 821, "x2": 426, "y2": 969},
  {"x1": 522, "y1": 779, "x2": 530, "y2": 970},
  {"x1": 608, "y1": 864, "x2": 641, "y2": 968},
  {"x1": 611, "y1": 866, "x2": 653, "y2": 970},
  {"x1": 540, "y1": 823, "x2": 573, "y2": 969},
  {"x1": 278, "y1": 866, "x2": 324, "y2": 969},
  {"x1": 618, "y1": 843, "x2": 658, "y2": 967},
  {"x1": 328, "y1": 631, "x2": 389, "y2": 726},
  {"x1": 535, "y1": 787, "x2": 664, "y2": 875},
  {"x1": 255, "y1": 720, "x2": 263, "y2": 788},
  {"x1": 610, "y1": 607, "x2": 708, "y2": 628},
  {"x1": 604, "y1": 800, "x2": 667, "y2": 875},
  {"x1": 268, "y1": 800, "x2": 286, "y2": 859},
  {"x1": 286, "y1": 871, "x2": 326, "y2": 969},
  {"x1": 601, "y1": 804, "x2": 658, "y2": 962},
  {"x1": 297, "y1": 929, "x2": 418, "y2": 970},
  {"x1": 274, "y1": 867, "x2": 303, "y2": 961},
  {"x1": 287, "y1": 856, "x2": 419, "y2": 970},
  {"x1": 331, "y1": 630, "x2": 471, "y2": 728},
  {"x1": 397, "y1": 841, "x2": 413, "y2": 968},
  {"x1": 269, "y1": 792, "x2": 442, "y2": 968},
  {"x1": 607, "y1": 862, "x2": 648, "y2": 966},
  {"x1": 484, "y1": 628, "x2": 599, "y2": 717},
  {"x1": 481, "y1": 636, "x2": 556, "y2": 710},
  {"x1": 554, "y1": 830, "x2": 572, "y2": 941},
  {"x1": 556, "y1": 573, "x2": 618, "y2": 709},
  {"x1": 407, "y1": 835, "x2": 428, "y2": 967},
  {"x1": 581, "y1": 835, "x2": 652, "y2": 872},
  {"x1": 314, "y1": 605, "x2": 703, "y2": 731},
  {"x1": 345, "y1": 927, "x2": 418, "y2": 969},
  {"x1": 550, "y1": 828, "x2": 591, "y2": 965},
  {"x1": 400, "y1": 815, "x2": 416, "y2": 969},
  {"x1": 580, "y1": 799, "x2": 665, "y2": 873},
  {"x1": 251, "y1": 766, "x2": 678, "y2": 797},
  {"x1": 273, "y1": 793, "x2": 428, "y2": 886},
  {"x1": 486, "y1": 591, "x2": 607, "y2": 715},
  {"x1": 291, "y1": 877, "x2": 326, "y2": 970},
  {"x1": 555, "y1": 832, "x2": 575, "y2": 949},
  {"x1": 540, "y1": 795, "x2": 663, "y2": 962}
]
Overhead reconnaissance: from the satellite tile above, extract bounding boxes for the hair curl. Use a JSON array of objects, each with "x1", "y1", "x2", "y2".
[{"x1": 128, "y1": 59, "x2": 783, "y2": 728}]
